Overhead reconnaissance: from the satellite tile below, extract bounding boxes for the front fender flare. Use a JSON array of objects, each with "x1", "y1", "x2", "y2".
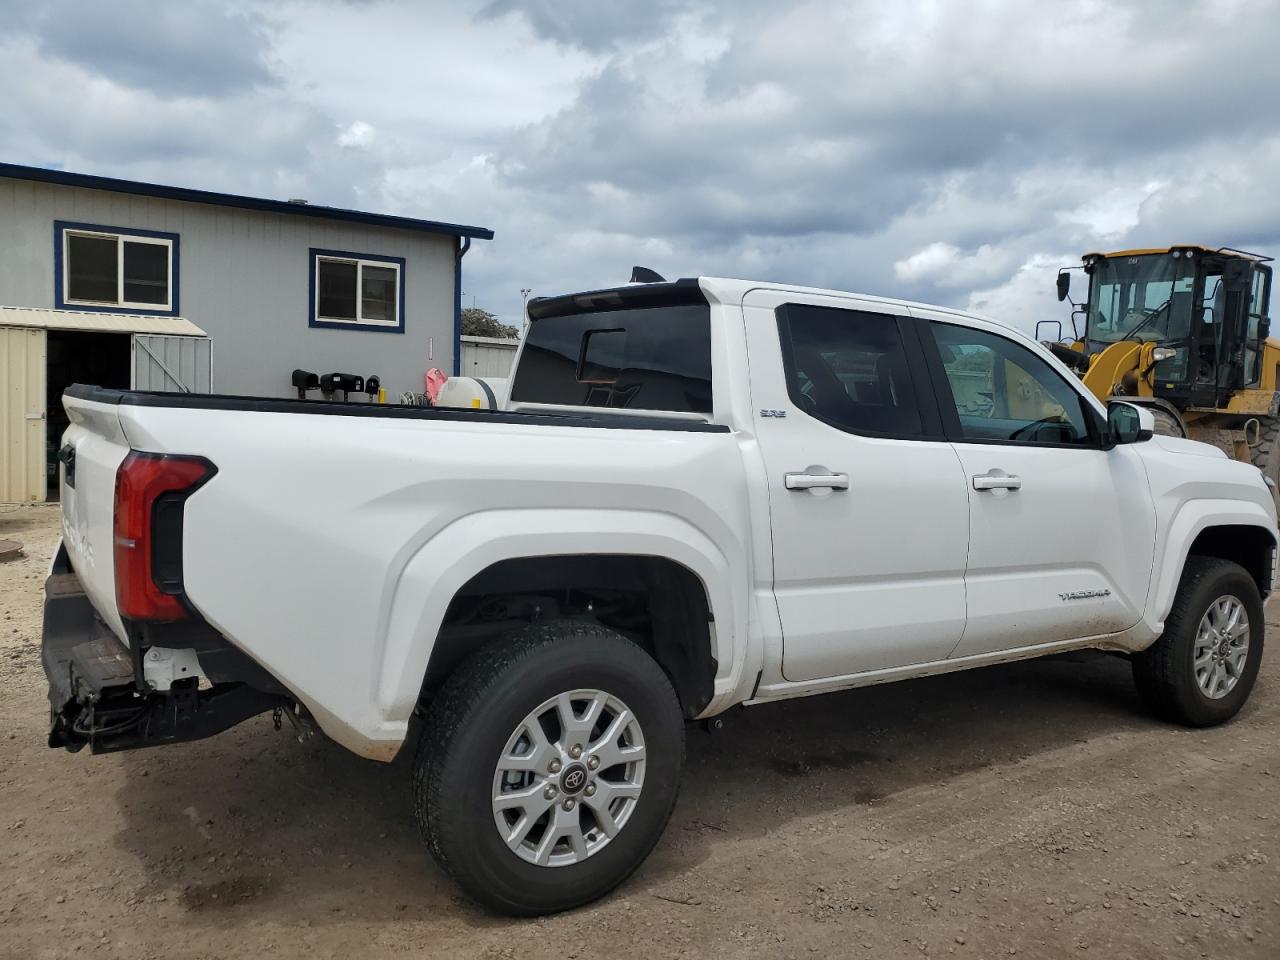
[{"x1": 1144, "y1": 498, "x2": 1276, "y2": 636}]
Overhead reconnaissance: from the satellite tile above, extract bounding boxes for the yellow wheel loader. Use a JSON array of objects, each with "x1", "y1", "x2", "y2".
[{"x1": 1047, "y1": 245, "x2": 1279, "y2": 494}]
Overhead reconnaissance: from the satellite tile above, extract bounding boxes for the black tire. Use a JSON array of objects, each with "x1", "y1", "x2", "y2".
[
  {"x1": 413, "y1": 620, "x2": 685, "y2": 916},
  {"x1": 1132, "y1": 557, "x2": 1265, "y2": 727},
  {"x1": 1149, "y1": 407, "x2": 1185, "y2": 438},
  {"x1": 1250, "y1": 416, "x2": 1280, "y2": 511}
]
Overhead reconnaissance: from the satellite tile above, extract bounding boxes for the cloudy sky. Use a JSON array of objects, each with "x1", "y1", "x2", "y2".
[{"x1": 3, "y1": 0, "x2": 1278, "y2": 334}]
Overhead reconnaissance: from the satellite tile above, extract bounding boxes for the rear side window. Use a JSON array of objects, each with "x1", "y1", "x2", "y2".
[
  {"x1": 777, "y1": 304, "x2": 925, "y2": 436},
  {"x1": 510, "y1": 304, "x2": 712, "y2": 413}
]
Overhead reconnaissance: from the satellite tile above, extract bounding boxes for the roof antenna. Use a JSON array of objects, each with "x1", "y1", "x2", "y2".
[{"x1": 630, "y1": 266, "x2": 666, "y2": 283}]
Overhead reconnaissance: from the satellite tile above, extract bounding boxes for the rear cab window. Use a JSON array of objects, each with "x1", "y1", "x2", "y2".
[{"x1": 510, "y1": 282, "x2": 712, "y2": 414}]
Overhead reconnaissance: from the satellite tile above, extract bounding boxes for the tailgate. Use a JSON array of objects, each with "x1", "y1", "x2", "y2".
[{"x1": 59, "y1": 393, "x2": 131, "y2": 643}]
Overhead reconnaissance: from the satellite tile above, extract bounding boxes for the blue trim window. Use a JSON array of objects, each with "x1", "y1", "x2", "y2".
[
  {"x1": 309, "y1": 248, "x2": 405, "y2": 334},
  {"x1": 54, "y1": 221, "x2": 179, "y2": 316}
]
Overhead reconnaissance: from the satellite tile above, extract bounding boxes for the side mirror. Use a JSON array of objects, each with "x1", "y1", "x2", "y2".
[
  {"x1": 1056, "y1": 271, "x2": 1071, "y2": 303},
  {"x1": 1107, "y1": 401, "x2": 1154, "y2": 445}
]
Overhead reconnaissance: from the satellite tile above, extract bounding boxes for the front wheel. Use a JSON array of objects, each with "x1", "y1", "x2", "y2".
[
  {"x1": 1132, "y1": 557, "x2": 1264, "y2": 727},
  {"x1": 414, "y1": 621, "x2": 685, "y2": 915}
]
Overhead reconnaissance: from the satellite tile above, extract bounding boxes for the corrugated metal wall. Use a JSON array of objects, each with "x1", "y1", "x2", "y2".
[
  {"x1": 132, "y1": 335, "x2": 212, "y2": 392},
  {"x1": 459, "y1": 336, "x2": 519, "y2": 378},
  {"x1": 0, "y1": 326, "x2": 46, "y2": 502}
]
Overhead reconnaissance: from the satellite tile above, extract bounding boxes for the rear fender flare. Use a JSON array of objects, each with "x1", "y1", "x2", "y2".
[{"x1": 373, "y1": 508, "x2": 748, "y2": 727}]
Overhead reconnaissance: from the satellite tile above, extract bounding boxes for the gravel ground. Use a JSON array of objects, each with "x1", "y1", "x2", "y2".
[{"x1": 1, "y1": 502, "x2": 1277, "y2": 960}]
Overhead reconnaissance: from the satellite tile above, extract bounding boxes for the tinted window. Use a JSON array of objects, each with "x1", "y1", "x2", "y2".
[
  {"x1": 66, "y1": 234, "x2": 119, "y2": 303},
  {"x1": 778, "y1": 305, "x2": 924, "y2": 436},
  {"x1": 317, "y1": 259, "x2": 358, "y2": 321},
  {"x1": 930, "y1": 323, "x2": 1092, "y2": 445},
  {"x1": 121, "y1": 240, "x2": 169, "y2": 305},
  {"x1": 510, "y1": 304, "x2": 712, "y2": 413}
]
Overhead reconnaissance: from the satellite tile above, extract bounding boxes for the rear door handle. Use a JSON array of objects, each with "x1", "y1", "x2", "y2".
[
  {"x1": 972, "y1": 473, "x2": 1021, "y2": 491},
  {"x1": 785, "y1": 471, "x2": 849, "y2": 490}
]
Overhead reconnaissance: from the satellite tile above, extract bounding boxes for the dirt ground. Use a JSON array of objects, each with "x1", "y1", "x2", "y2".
[{"x1": 1, "y1": 503, "x2": 1277, "y2": 960}]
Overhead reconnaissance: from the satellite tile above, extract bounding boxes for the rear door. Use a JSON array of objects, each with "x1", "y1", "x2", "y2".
[
  {"x1": 744, "y1": 290, "x2": 970, "y2": 681},
  {"x1": 911, "y1": 309, "x2": 1156, "y2": 657}
]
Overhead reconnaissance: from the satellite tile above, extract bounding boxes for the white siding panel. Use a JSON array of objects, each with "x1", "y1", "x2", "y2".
[{"x1": 0, "y1": 178, "x2": 461, "y2": 399}]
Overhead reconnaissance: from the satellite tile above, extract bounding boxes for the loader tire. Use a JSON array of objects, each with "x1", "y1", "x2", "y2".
[
  {"x1": 1249, "y1": 416, "x2": 1280, "y2": 510},
  {"x1": 1150, "y1": 407, "x2": 1185, "y2": 438}
]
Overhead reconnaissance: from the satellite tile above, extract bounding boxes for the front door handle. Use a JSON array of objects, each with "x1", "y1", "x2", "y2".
[
  {"x1": 785, "y1": 471, "x2": 849, "y2": 491},
  {"x1": 973, "y1": 473, "x2": 1022, "y2": 491}
]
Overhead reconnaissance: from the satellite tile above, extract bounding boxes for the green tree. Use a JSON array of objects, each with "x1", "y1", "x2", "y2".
[{"x1": 461, "y1": 307, "x2": 518, "y2": 339}]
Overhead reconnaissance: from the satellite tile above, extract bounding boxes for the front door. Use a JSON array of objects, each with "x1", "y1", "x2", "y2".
[
  {"x1": 913, "y1": 310, "x2": 1156, "y2": 657},
  {"x1": 744, "y1": 290, "x2": 970, "y2": 682}
]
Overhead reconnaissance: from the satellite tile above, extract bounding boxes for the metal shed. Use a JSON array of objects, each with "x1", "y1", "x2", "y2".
[
  {"x1": 0, "y1": 306, "x2": 208, "y2": 502},
  {"x1": 459, "y1": 335, "x2": 521, "y2": 378}
]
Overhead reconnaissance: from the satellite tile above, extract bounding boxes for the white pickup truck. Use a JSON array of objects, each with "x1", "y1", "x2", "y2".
[{"x1": 43, "y1": 276, "x2": 1276, "y2": 915}]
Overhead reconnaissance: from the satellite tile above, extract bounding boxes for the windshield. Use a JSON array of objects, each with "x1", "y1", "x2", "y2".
[{"x1": 1087, "y1": 254, "x2": 1195, "y2": 343}]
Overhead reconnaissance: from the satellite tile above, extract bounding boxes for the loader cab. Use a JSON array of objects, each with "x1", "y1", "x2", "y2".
[{"x1": 1077, "y1": 247, "x2": 1272, "y2": 409}]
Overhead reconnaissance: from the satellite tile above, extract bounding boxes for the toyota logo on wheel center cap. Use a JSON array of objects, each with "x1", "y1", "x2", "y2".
[{"x1": 560, "y1": 763, "x2": 588, "y2": 795}]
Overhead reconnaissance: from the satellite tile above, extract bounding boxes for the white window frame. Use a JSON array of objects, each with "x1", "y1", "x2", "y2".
[
  {"x1": 62, "y1": 228, "x2": 174, "y2": 312},
  {"x1": 313, "y1": 254, "x2": 402, "y2": 328}
]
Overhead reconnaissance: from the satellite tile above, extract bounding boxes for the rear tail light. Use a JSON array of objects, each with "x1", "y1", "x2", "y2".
[{"x1": 113, "y1": 452, "x2": 216, "y2": 621}]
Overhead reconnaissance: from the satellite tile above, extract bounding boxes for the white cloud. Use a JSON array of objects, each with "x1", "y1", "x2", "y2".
[
  {"x1": 337, "y1": 120, "x2": 375, "y2": 149},
  {"x1": 894, "y1": 242, "x2": 1014, "y2": 289},
  {"x1": 964, "y1": 253, "x2": 1080, "y2": 339}
]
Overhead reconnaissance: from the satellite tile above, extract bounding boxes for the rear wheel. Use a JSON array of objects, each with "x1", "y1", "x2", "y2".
[
  {"x1": 1132, "y1": 557, "x2": 1264, "y2": 727},
  {"x1": 414, "y1": 621, "x2": 685, "y2": 915}
]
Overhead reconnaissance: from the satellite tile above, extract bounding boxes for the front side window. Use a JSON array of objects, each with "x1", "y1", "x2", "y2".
[
  {"x1": 311, "y1": 250, "x2": 404, "y2": 331},
  {"x1": 931, "y1": 322, "x2": 1092, "y2": 445},
  {"x1": 57, "y1": 223, "x2": 177, "y2": 313},
  {"x1": 510, "y1": 301, "x2": 711, "y2": 413},
  {"x1": 777, "y1": 304, "x2": 924, "y2": 436}
]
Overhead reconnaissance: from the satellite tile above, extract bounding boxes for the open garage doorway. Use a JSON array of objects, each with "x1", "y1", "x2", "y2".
[{"x1": 45, "y1": 330, "x2": 131, "y2": 500}]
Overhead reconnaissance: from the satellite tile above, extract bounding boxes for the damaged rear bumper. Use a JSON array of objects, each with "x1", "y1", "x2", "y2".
[{"x1": 42, "y1": 558, "x2": 288, "y2": 754}]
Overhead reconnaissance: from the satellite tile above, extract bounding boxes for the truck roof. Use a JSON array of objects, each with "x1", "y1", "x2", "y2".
[
  {"x1": 529, "y1": 276, "x2": 983, "y2": 324},
  {"x1": 696, "y1": 276, "x2": 980, "y2": 318}
]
